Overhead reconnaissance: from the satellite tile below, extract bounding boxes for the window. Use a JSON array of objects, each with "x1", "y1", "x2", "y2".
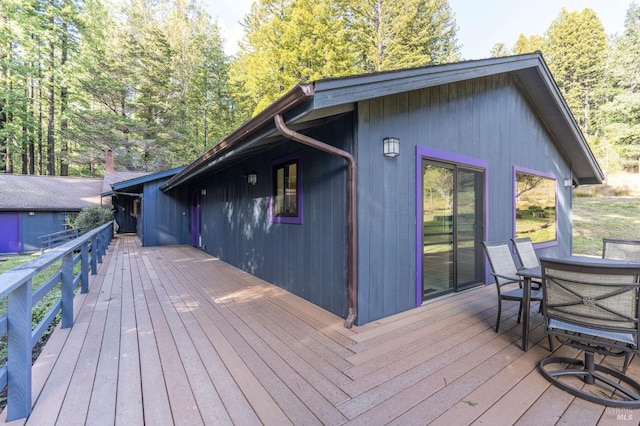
[
  {"x1": 271, "y1": 154, "x2": 302, "y2": 224},
  {"x1": 514, "y1": 167, "x2": 557, "y2": 245}
]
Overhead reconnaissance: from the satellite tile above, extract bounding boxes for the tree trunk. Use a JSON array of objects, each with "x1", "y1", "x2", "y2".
[
  {"x1": 59, "y1": 22, "x2": 69, "y2": 176},
  {"x1": 38, "y1": 61, "x2": 44, "y2": 175},
  {"x1": 47, "y1": 38, "x2": 55, "y2": 176},
  {"x1": 28, "y1": 75, "x2": 35, "y2": 175}
]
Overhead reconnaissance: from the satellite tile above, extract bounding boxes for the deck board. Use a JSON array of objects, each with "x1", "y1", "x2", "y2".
[{"x1": 2, "y1": 235, "x2": 640, "y2": 425}]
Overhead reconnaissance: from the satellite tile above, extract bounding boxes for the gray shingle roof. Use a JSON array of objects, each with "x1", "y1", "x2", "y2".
[
  {"x1": 0, "y1": 174, "x2": 104, "y2": 211},
  {"x1": 102, "y1": 171, "x2": 150, "y2": 194}
]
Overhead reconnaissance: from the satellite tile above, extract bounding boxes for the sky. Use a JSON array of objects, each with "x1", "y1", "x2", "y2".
[{"x1": 206, "y1": 0, "x2": 634, "y2": 59}]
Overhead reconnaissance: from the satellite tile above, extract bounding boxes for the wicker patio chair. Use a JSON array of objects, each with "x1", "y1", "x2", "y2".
[
  {"x1": 483, "y1": 240, "x2": 543, "y2": 332},
  {"x1": 603, "y1": 238, "x2": 640, "y2": 262},
  {"x1": 539, "y1": 257, "x2": 640, "y2": 408}
]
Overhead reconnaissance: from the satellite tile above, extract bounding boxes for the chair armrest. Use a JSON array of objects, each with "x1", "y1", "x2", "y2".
[{"x1": 490, "y1": 272, "x2": 523, "y2": 284}]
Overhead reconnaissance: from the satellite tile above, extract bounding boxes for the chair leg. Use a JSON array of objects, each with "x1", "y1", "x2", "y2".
[
  {"x1": 517, "y1": 301, "x2": 523, "y2": 324},
  {"x1": 623, "y1": 352, "x2": 633, "y2": 374},
  {"x1": 495, "y1": 299, "x2": 502, "y2": 332}
]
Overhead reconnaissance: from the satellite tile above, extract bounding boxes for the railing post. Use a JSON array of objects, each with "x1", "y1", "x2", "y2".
[
  {"x1": 61, "y1": 252, "x2": 74, "y2": 329},
  {"x1": 90, "y1": 237, "x2": 97, "y2": 275},
  {"x1": 7, "y1": 279, "x2": 33, "y2": 421},
  {"x1": 96, "y1": 232, "x2": 104, "y2": 264},
  {"x1": 81, "y1": 242, "x2": 89, "y2": 293}
]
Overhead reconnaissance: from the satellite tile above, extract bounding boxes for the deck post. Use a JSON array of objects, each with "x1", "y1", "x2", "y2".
[
  {"x1": 96, "y1": 232, "x2": 104, "y2": 264},
  {"x1": 61, "y1": 252, "x2": 74, "y2": 329},
  {"x1": 81, "y1": 242, "x2": 89, "y2": 293},
  {"x1": 7, "y1": 279, "x2": 33, "y2": 421},
  {"x1": 90, "y1": 238, "x2": 97, "y2": 275}
]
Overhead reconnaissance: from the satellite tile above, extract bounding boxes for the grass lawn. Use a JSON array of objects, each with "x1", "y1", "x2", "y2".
[{"x1": 572, "y1": 196, "x2": 640, "y2": 256}]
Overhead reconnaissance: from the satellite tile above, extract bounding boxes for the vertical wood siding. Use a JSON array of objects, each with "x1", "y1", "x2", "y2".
[
  {"x1": 197, "y1": 115, "x2": 353, "y2": 318},
  {"x1": 142, "y1": 180, "x2": 191, "y2": 247},
  {"x1": 356, "y1": 74, "x2": 573, "y2": 324},
  {"x1": 20, "y1": 212, "x2": 70, "y2": 252}
]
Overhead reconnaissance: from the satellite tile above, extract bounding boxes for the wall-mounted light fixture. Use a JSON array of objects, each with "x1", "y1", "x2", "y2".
[
  {"x1": 564, "y1": 178, "x2": 573, "y2": 188},
  {"x1": 383, "y1": 137, "x2": 400, "y2": 158},
  {"x1": 200, "y1": 188, "x2": 207, "y2": 196},
  {"x1": 247, "y1": 173, "x2": 257, "y2": 185}
]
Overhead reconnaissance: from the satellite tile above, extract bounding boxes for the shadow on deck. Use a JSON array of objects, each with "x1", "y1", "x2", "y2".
[{"x1": 2, "y1": 235, "x2": 639, "y2": 425}]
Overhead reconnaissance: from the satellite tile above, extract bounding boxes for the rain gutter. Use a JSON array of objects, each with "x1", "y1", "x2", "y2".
[
  {"x1": 274, "y1": 114, "x2": 358, "y2": 329},
  {"x1": 161, "y1": 84, "x2": 315, "y2": 192}
]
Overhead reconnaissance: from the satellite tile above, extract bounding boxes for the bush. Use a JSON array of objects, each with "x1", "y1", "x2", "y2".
[{"x1": 73, "y1": 207, "x2": 113, "y2": 232}]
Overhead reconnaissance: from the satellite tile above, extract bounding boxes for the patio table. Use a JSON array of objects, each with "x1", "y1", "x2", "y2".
[{"x1": 516, "y1": 256, "x2": 640, "y2": 351}]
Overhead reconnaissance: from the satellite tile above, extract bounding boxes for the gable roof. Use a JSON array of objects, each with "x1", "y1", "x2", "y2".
[
  {"x1": 162, "y1": 53, "x2": 603, "y2": 191},
  {"x1": 107, "y1": 167, "x2": 186, "y2": 195},
  {"x1": 0, "y1": 174, "x2": 104, "y2": 211},
  {"x1": 102, "y1": 170, "x2": 151, "y2": 195}
]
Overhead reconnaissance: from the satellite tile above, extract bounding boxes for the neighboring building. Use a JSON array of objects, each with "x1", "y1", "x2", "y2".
[
  {"x1": 0, "y1": 174, "x2": 104, "y2": 253},
  {"x1": 104, "y1": 167, "x2": 187, "y2": 246},
  {"x1": 0, "y1": 150, "x2": 151, "y2": 254}
]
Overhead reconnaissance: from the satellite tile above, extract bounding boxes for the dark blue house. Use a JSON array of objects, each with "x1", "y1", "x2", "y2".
[{"x1": 138, "y1": 54, "x2": 602, "y2": 326}]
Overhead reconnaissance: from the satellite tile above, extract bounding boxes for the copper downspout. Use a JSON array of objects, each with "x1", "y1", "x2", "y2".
[{"x1": 274, "y1": 114, "x2": 358, "y2": 328}]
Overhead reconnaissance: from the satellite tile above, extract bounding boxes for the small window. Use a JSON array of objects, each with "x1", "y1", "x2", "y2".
[
  {"x1": 271, "y1": 154, "x2": 302, "y2": 224},
  {"x1": 514, "y1": 168, "x2": 557, "y2": 245}
]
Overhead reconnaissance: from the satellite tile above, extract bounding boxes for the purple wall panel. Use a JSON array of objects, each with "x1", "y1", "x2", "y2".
[{"x1": 0, "y1": 213, "x2": 21, "y2": 254}]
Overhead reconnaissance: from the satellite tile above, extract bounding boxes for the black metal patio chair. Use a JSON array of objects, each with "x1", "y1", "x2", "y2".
[
  {"x1": 603, "y1": 238, "x2": 640, "y2": 262},
  {"x1": 483, "y1": 240, "x2": 543, "y2": 332},
  {"x1": 539, "y1": 257, "x2": 640, "y2": 408}
]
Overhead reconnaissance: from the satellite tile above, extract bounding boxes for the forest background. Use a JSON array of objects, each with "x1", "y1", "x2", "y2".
[{"x1": 1, "y1": 0, "x2": 639, "y2": 177}]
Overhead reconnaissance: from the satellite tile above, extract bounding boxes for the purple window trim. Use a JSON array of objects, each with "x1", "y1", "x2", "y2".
[
  {"x1": 512, "y1": 165, "x2": 559, "y2": 249},
  {"x1": 270, "y1": 152, "x2": 303, "y2": 225},
  {"x1": 415, "y1": 146, "x2": 489, "y2": 307}
]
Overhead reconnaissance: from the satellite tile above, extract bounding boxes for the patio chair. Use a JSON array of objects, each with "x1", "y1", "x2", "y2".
[
  {"x1": 512, "y1": 237, "x2": 542, "y2": 289},
  {"x1": 539, "y1": 257, "x2": 640, "y2": 408},
  {"x1": 603, "y1": 238, "x2": 640, "y2": 262},
  {"x1": 482, "y1": 240, "x2": 543, "y2": 332},
  {"x1": 512, "y1": 237, "x2": 539, "y2": 269}
]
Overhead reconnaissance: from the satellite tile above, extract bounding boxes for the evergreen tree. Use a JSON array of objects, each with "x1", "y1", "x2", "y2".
[
  {"x1": 346, "y1": 0, "x2": 459, "y2": 72},
  {"x1": 544, "y1": 8, "x2": 607, "y2": 135},
  {"x1": 490, "y1": 42, "x2": 510, "y2": 57},
  {"x1": 70, "y1": 0, "x2": 138, "y2": 174},
  {"x1": 512, "y1": 34, "x2": 544, "y2": 55},
  {"x1": 382, "y1": 0, "x2": 460, "y2": 68},
  {"x1": 232, "y1": 0, "x2": 460, "y2": 116},
  {"x1": 164, "y1": 0, "x2": 236, "y2": 163},
  {"x1": 232, "y1": 0, "x2": 356, "y2": 116},
  {"x1": 599, "y1": 2, "x2": 640, "y2": 172}
]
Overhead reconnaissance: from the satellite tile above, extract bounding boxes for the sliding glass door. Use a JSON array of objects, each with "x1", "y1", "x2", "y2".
[{"x1": 421, "y1": 159, "x2": 484, "y2": 300}]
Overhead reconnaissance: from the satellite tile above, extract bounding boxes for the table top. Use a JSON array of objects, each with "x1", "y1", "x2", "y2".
[{"x1": 517, "y1": 256, "x2": 640, "y2": 279}]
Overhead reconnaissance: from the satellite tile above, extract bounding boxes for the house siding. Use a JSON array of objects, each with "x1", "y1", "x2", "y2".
[
  {"x1": 356, "y1": 74, "x2": 573, "y2": 324},
  {"x1": 21, "y1": 211, "x2": 77, "y2": 252},
  {"x1": 142, "y1": 179, "x2": 190, "y2": 247},
  {"x1": 196, "y1": 114, "x2": 353, "y2": 318}
]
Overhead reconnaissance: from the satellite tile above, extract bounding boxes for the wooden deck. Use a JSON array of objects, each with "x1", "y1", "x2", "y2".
[{"x1": 2, "y1": 235, "x2": 639, "y2": 425}]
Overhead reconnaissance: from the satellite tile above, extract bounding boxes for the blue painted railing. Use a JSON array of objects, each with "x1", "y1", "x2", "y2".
[
  {"x1": 0, "y1": 221, "x2": 114, "y2": 421},
  {"x1": 38, "y1": 228, "x2": 83, "y2": 251}
]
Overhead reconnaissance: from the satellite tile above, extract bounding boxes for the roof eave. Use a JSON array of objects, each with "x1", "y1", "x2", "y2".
[{"x1": 161, "y1": 84, "x2": 315, "y2": 192}]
